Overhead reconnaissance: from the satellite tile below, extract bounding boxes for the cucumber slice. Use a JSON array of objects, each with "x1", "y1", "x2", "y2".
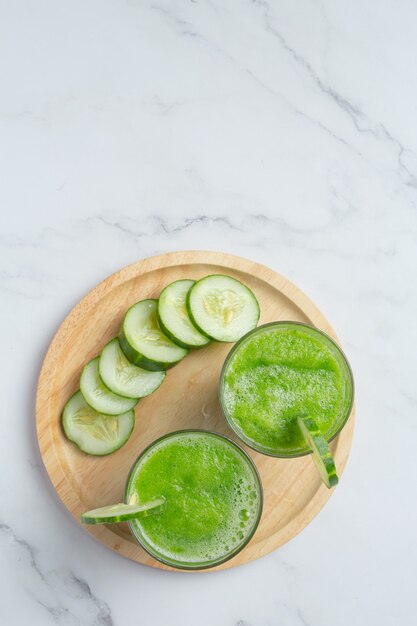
[
  {"x1": 81, "y1": 498, "x2": 166, "y2": 525},
  {"x1": 120, "y1": 299, "x2": 188, "y2": 371},
  {"x1": 297, "y1": 415, "x2": 339, "y2": 489},
  {"x1": 80, "y1": 358, "x2": 138, "y2": 415},
  {"x1": 187, "y1": 274, "x2": 260, "y2": 342},
  {"x1": 157, "y1": 279, "x2": 211, "y2": 349},
  {"x1": 99, "y1": 339, "x2": 166, "y2": 399},
  {"x1": 62, "y1": 391, "x2": 135, "y2": 456}
]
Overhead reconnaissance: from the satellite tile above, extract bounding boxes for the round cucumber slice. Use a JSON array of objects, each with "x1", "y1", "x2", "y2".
[
  {"x1": 297, "y1": 415, "x2": 339, "y2": 489},
  {"x1": 120, "y1": 299, "x2": 188, "y2": 371},
  {"x1": 187, "y1": 274, "x2": 260, "y2": 342},
  {"x1": 80, "y1": 358, "x2": 139, "y2": 415},
  {"x1": 62, "y1": 391, "x2": 135, "y2": 456},
  {"x1": 157, "y1": 279, "x2": 211, "y2": 349},
  {"x1": 81, "y1": 498, "x2": 166, "y2": 525},
  {"x1": 99, "y1": 339, "x2": 166, "y2": 399}
]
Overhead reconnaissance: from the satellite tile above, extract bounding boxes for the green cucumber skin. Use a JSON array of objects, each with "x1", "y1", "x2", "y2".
[
  {"x1": 61, "y1": 392, "x2": 135, "y2": 456},
  {"x1": 81, "y1": 499, "x2": 165, "y2": 524},
  {"x1": 62, "y1": 423, "x2": 135, "y2": 456},
  {"x1": 325, "y1": 469, "x2": 338, "y2": 488},
  {"x1": 299, "y1": 416, "x2": 339, "y2": 489},
  {"x1": 81, "y1": 514, "x2": 122, "y2": 524},
  {"x1": 157, "y1": 280, "x2": 211, "y2": 349},
  {"x1": 81, "y1": 512, "x2": 134, "y2": 524},
  {"x1": 156, "y1": 310, "x2": 192, "y2": 349},
  {"x1": 314, "y1": 440, "x2": 339, "y2": 488},
  {"x1": 80, "y1": 358, "x2": 139, "y2": 415},
  {"x1": 157, "y1": 309, "x2": 209, "y2": 350},
  {"x1": 186, "y1": 274, "x2": 261, "y2": 343},
  {"x1": 119, "y1": 329, "x2": 185, "y2": 371},
  {"x1": 80, "y1": 387, "x2": 139, "y2": 417},
  {"x1": 99, "y1": 338, "x2": 166, "y2": 399},
  {"x1": 185, "y1": 289, "x2": 216, "y2": 341},
  {"x1": 96, "y1": 366, "x2": 141, "y2": 402}
]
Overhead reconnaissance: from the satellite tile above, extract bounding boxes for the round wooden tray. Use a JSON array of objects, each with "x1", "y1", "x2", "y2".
[{"x1": 36, "y1": 251, "x2": 355, "y2": 572}]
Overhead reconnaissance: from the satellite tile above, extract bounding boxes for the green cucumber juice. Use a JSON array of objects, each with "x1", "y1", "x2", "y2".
[
  {"x1": 220, "y1": 322, "x2": 353, "y2": 457},
  {"x1": 125, "y1": 430, "x2": 262, "y2": 569}
]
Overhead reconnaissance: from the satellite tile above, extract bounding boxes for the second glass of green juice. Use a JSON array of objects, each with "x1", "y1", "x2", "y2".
[
  {"x1": 125, "y1": 430, "x2": 263, "y2": 569},
  {"x1": 220, "y1": 321, "x2": 354, "y2": 458}
]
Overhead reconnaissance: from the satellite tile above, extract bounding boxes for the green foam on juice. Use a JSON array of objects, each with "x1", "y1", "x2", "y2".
[
  {"x1": 125, "y1": 431, "x2": 262, "y2": 569},
  {"x1": 221, "y1": 323, "x2": 353, "y2": 456}
]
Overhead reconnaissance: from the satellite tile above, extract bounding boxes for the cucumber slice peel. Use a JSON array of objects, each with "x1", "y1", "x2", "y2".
[
  {"x1": 157, "y1": 279, "x2": 211, "y2": 349},
  {"x1": 120, "y1": 299, "x2": 188, "y2": 371},
  {"x1": 297, "y1": 415, "x2": 339, "y2": 489},
  {"x1": 81, "y1": 498, "x2": 166, "y2": 524},
  {"x1": 187, "y1": 274, "x2": 260, "y2": 342},
  {"x1": 80, "y1": 358, "x2": 139, "y2": 415},
  {"x1": 99, "y1": 338, "x2": 165, "y2": 398},
  {"x1": 62, "y1": 391, "x2": 135, "y2": 456}
]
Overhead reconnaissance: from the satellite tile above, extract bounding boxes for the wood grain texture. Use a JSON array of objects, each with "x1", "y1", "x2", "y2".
[{"x1": 36, "y1": 251, "x2": 355, "y2": 572}]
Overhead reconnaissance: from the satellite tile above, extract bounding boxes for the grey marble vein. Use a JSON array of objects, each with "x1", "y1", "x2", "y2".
[
  {"x1": 0, "y1": 521, "x2": 47, "y2": 582},
  {"x1": 251, "y1": 0, "x2": 417, "y2": 189},
  {"x1": 296, "y1": 608, "x2": 311, "y2": 626},
  {"x1": 92, "y1": 213, "x2": 244, "y2": 240},
  {"x1": 0, "y1": 520, "x2": 113, "y2": 625},
  {"x1": 252, "y1": 0, "x2": 361, "y2": 118}
]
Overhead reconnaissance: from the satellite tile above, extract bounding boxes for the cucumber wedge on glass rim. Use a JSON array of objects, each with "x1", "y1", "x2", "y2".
[
  {"x1": 297, "y1": 415, "x2": 339, "y2": 489},
  {"x1": 80, "y1": 358, "x2": 138, "y2": 415},
  {"x1": 62, "y1": 391, "x2": 135, "y2": 456},
  {"x1": 157, "y1": 279, "x2": 211, "y2": 349},
  {"x1": 81, "y1": 498, "x2": 166, "y2": 525},
  {"x1": 119, "y1": 299, "x2": 188, "y2": 371},
  {"x1": 187, "y1": 274, "x2": 260, "y2": 342},
  {"x1": 99, "y1": 338, "x2": 166, "y2": 399}
]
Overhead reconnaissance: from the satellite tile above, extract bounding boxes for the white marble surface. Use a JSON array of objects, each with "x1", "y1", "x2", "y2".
[{"x1": 1, "y1": 0, "x2": 416, "y2": 624}]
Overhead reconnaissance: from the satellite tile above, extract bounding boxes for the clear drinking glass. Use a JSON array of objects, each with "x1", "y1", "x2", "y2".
[
  {"x1": 125, "y1": 429, "x2": 263, "y2": 570},
  {"x1": 219, "y1": 321, "x2": 354, "y2": 458}
]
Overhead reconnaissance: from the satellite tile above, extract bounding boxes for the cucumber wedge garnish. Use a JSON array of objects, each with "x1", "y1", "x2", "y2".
[
  {"x1": 157, "y1": 279, "x2": 211, "y2": 349},
  {"x1": 99, "y1": 338, "x2": 166, "y2": 399},
  {"x1": 297, "y1": 415, "x2": 339, "y2": 489},
  {"x1": 81, "y1": 498, "x2": 166, "y2": 525},
  {"x1": 62, "y1": 391, "x2": 135, "y2": 456},
  {"x1": 187, "y1": 274, "x2": 260, "y2": 342},
  {"x1": 120, "y1": 299, "x2": 188, "y2": 371},
  {"x1": 80, "y1": 358, "x2": 139, "y2": 415}
]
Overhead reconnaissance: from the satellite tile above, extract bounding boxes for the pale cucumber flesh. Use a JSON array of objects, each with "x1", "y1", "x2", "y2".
[
  {"x1": 80, "y1": 358, "x2": 138, "y2": 415},
  {"x1": 187, "y1": 274, "x2": 260, "y2": 342},
  {"x1": 99, "y1": 338, "x2": 165, "y2": 398},
  {"x1": 81, "y1": 498, "x2": 166, "y2": 524},
  {"x1": 121, "y1": 299, "x2": 188, "y2": 370},
  {"x1": 157, "y1": 279, "x2": 210, "y2": 349},
  {"x1": 62, "y1": 391, "x2": 135, "y2": 456}
]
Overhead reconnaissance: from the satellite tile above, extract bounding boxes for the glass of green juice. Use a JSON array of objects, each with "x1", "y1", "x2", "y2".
[
  {"x1": 219, "y1": 321, "x2": 354, "y2": 459},
  {"x1": 124, "y1": 430, "x2": 263, "y2": 570}
]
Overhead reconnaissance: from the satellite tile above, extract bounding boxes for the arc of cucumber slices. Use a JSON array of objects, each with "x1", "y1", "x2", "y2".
[
  {"x1": 81, "y1": 498, "x2": 166, "y2": 525},
  {"x1": 186, "y1": 274, "x2": 260, "y2": 342},
  {"x1": 119, "y1": 299, "x2": 188, "y2": 371},
  {"x1": 62, "y1": 391, "x2": 135, "y2": 456},
  {"x1": 297, "y1": 415, "x2": 339, "y2": 489},
  {"x1": 62, "y1": 274, "x2": 260, "y2": 457}
]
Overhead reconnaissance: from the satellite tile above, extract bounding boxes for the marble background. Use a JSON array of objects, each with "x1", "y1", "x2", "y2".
[{"x1": 1, "y1": 1, "x2": 416, "y2": 624}]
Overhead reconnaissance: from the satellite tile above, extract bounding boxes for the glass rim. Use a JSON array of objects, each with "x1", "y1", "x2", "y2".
[
  {"x1": 124, "y1": 428, "x2": 264, "y2": 571},
  {"x1": 219, "y1": 320, "x2": 355, "y2": 459}
]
